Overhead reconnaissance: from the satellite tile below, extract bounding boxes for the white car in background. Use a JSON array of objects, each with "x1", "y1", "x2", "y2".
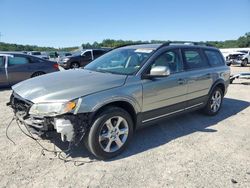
[
  {"x1": 238, "y1": 50, "x2": 250, "y2": 66},
  {"x1": 27, "y1": 51, "x2": 49, "y2": 60},
  {"x1": 226, "y1": 51, "x2": 248, "y2": 66}
]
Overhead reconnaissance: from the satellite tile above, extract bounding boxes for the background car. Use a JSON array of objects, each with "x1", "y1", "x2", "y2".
[
  {"x1": 238, "y1": 50, "x2": 250, "y2": 66},
  {"x1": 27, "y1": 51, "x2": 49, "y2": 60},
  {"x1": 56, "y1": 52, "x2": 72, "y2": 63},
  {"x1": 0, "y1": 53, "x2": 59, "y2": 87},
  {"x1": 58, "y1": 49, "x2": 111, "y2": 69},
  {"x1": 226, "y1": 51, "x2": 247, "y2": 66}
]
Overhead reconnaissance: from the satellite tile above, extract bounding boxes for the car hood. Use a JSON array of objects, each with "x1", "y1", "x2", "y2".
[{"x1": 12, "y1": 69, "x2": 127, "y2": 103}]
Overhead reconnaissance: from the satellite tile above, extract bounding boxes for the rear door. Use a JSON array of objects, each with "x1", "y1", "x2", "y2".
[
  {"x1": 0, "y1": 56, "x2": 8, "y2": 87},
  {"x1": 7, "y1": 54, "x2": 32, "y2": 85},
  {"x1": 181, "y1": 48, "x2": 213, "y2": 107}
]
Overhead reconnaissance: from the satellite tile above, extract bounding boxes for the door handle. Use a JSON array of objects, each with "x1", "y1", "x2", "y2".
[{"x1": 178, "y1": 78, "x2": 186, "y2": 85}]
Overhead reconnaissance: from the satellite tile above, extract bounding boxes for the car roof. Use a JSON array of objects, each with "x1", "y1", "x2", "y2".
[
  {"x1": 0, "y1": 52, "x2": 49, "y2": 60},
  {"x1": 0, "y1": 51, "x2": 27, "y2": 55},
  {"x1": 120, "y1": 43, "x2": 218, "y2": 51}
]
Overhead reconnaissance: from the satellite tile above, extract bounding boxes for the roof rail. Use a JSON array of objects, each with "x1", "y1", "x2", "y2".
[
  {"x1": 113, "y1": 42, "x2": 151, "y2": 50},
  {"x1": 156, "y1": 41, "x2": 213, "y2": 50}
]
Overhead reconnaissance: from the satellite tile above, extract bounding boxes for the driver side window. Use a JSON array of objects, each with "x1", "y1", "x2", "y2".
[
  {"x1": 83, "y1": 51, "x2": 92, "y2": 60},
  {"x1": 151, "y1": 49, "x2": 182, "y2": 73}
]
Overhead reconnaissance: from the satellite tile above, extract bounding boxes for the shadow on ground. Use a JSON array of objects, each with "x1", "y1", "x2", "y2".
[{"x1": 28, "y1": 97, "x2": 250, "y2": 161}]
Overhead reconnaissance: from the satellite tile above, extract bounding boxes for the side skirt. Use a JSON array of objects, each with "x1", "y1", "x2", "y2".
[{"x1": 137, "y1": 95, "x2": 208, "y2": 128}]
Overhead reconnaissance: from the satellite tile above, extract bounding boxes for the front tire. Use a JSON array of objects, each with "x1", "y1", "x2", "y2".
[
  {"x1": 241, "y1": 59, "x2": 248, "y2": 67},
  {"x1": 70, "y1": 62, "x2": 80, "y2": 69},
  {"x1": 203, "y1": 87, "x2": 223, "y2": 116},
  {"x1": 85, "y1": 107, "x2": 134, "y2": 160}
]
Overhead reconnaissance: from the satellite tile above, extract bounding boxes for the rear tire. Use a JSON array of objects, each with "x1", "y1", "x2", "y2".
[
  {"x1": 203, "y1": 87, "x2": 223, "y2": 116},
  {"x1": 85, "y1": 107, "x2": 134, "y2": 160}
]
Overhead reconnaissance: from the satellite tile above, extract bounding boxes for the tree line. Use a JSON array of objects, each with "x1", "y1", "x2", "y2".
[{"x1": 0, "y1": 32, "x2": 249, "y2": 52}]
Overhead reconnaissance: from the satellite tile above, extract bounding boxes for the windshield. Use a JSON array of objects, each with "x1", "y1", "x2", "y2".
[{"x1": 85, "y1": 48, "x2": 154, "y2": 75}]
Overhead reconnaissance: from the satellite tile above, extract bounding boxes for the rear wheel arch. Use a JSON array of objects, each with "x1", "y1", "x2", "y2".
[
  {"x1": 209, "y1": 80, "x2": 225, "y2": 96},
  {"x1": 31, "y1": 71, "x2": 46, "y2": 78}
]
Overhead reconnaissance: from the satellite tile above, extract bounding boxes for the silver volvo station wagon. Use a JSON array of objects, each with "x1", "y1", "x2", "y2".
[{"x1": 8, "y1": 43, "x2": 230, "y2": 159}]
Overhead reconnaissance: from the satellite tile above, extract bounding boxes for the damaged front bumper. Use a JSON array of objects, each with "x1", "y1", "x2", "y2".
[{"x1": 7, "y1": 93, "x2": 90, "y2": 144}]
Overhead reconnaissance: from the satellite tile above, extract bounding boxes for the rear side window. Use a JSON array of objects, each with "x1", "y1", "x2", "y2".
[
  {"x1": 204, "y1": 50, "x2": 225, "y2": 66},
  {"x1": 8, "y1": 56, "x2": 29, "y2": 66},
  {"x1": 93, "y1": 50, "x2": 105, "y2": 58},
  {"x1": 182, "y1": 49, "x2": 209, "y2": 70}
]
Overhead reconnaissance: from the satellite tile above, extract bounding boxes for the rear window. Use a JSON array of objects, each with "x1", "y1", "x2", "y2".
[
  {"x1": 204, "y1": 50, "x2": 225, "y2": 66},
  {"x1": 182, "y1": 49, "x2": 209, "y2": 70}
]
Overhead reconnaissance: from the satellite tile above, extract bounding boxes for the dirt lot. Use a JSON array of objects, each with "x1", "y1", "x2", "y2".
[{"x1": 0, "y1": 66, "x2": 249, "y2": 188}]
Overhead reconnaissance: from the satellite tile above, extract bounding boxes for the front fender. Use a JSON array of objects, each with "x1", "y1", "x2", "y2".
[{"x1": 75, "y1": 85, "x2": 142, "y2": 115}]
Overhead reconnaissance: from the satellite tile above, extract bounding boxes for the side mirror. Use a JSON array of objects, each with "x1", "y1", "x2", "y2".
[
  {"x1": 142, "y1": 66, "x2": 170, "y2": 79},
  {"x1": 150, "y1": 66, "x2": 170, "y2": 77}
]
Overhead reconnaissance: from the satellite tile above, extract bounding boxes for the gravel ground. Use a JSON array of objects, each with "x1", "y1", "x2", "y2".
[{"x1": 0, "y1": 66, "x2": 249, "y2": 188}]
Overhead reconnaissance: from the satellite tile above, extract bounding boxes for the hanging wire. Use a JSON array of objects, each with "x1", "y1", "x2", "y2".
[
  {"x1": 14, "y1": 119, "x2": 97, "y2": 166},
  {"x1": 5, "y1": 116, "x2": 16, "y2": 145}
]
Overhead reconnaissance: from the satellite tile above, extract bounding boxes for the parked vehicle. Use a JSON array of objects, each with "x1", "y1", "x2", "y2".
[
  {"x1": 238, "y1": 50, "x2": 250, "y2": 66},
  {"x1": 8, "y1": 43, "x2": 230, "y2": 159},
  {"x1": 226, "y1": 51, "x2": 248, "y2": 66},
  {"x1": 56, "y1": 52, "x2": 73, "y2": 63},
  {"x1": 27, "y1": 51, "x2": 49, "y2": 60},
  {"x1": 58, "y1": 49, "x2": 110, "y2": 69},
  {"x1": 0, "y1": 53, "x2": 59, "y2": 87}
]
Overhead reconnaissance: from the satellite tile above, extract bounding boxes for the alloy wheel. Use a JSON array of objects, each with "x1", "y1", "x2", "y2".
[
  {"x1": 210, "y1": 90, "x2": 222, "y2": 112},
  {"x1": 71, "y1": 63, "x2": 79, "y2": 68},
  {"x1": 99, "y1": 116, "x2": 129, "y2": 153}
]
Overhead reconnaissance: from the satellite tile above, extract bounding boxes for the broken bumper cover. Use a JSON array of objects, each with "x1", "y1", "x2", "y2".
[{"x1": 8, "y1": 93, "x2": 90, "y2": 144}]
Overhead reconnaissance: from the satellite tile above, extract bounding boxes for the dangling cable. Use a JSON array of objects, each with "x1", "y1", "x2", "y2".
[
  {"x1": 6, "y1": 116, "x2": 16, "y2": 145},
  {"x1": 16, "y1": 120, "x2": 97, "y2": 165}
]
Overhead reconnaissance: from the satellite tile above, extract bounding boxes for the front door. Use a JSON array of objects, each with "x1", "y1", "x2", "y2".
[
  {"x1": 142, "y1": 49, "x2": 188, "y2": 123},
  {"x1": 80, "y1": 50, "x2": 93, "y2": 67}
]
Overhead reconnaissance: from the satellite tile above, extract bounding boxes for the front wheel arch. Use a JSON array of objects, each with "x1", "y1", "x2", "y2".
[{"x1": 91, "y1": 101, "x2": 138, "y2": 130}]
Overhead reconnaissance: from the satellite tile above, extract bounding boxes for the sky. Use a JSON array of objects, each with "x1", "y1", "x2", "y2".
[{"x1": 0, "y1": 0, "x2": 249, "y2": 48}]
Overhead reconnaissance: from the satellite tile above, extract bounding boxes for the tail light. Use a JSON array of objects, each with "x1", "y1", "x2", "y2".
[{"x1": 53, "y1": 63, "x2": 59, "y2": 69}]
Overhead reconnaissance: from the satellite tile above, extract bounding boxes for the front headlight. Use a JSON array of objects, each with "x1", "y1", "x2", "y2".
[
  {"x1": 62, "y1": 58, "x2": 69, "y2": 62},
  {"x1": 29, "y1": 101, "x2": 77, "y2": 116}
]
